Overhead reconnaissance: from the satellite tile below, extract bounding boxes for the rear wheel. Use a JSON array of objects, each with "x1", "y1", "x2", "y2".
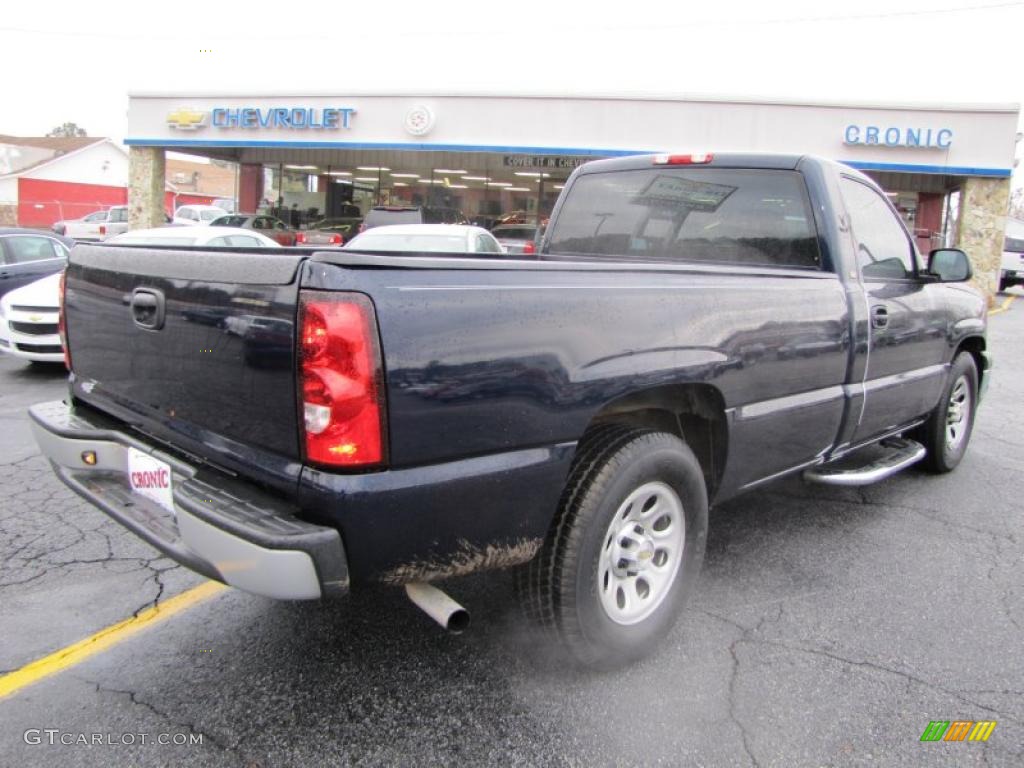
[
  {"x1": 918, "y1": 352, "x2": 978, "y2": 473},
  {"x1": 518, "y1": 427, "x2": 708, "y2": 668}
]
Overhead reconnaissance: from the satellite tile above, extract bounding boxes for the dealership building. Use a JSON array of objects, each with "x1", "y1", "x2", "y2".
[{"x1": 124, "y1": 92, "x2": 1019, "y2": 295}]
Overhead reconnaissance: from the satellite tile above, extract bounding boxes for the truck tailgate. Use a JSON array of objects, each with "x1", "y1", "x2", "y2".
[{"x1": 65, "y1": 244, "x2": 306, "y2": 485}]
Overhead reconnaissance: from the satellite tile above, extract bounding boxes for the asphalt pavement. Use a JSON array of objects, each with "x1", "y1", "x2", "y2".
[{"x1": 0, "y1": 300, "x2": 1021, "y2": 767}]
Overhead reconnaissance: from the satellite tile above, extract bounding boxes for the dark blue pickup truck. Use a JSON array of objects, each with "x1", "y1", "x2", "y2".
[{"x1": 31, "y1": 153, "x2": 990, "y2": 667}]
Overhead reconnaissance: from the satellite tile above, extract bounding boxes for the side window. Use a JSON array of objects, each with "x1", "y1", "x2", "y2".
[
  {"x1": 839, "y1": 177, "x2": 916, "y2": 280},
  {"x1": 251, "y1": 217, "x2": 267, "y2": 230},
  {"x1": 84, "y1": 211, "x2": 106, "y2": 222},
  {"x1": 1003, "y1": 236, "x2": 1024, "y2": 253},
  {"x1": 206, "y1": 237, "x2": 230, "y2": 247},
  {"x1": 476, "y1": 234, "x2": 500, "y2": 253},
  {"x1": 48, "y1": 239, "x2": 68, "y2": 258},
  {"x1": 228, "y1": 235, "x2": 261, "y2": 246},
  {"x1": 546, "y1": 168, "x2": 822, "y2": 269},
  {"x1": 109, "y1": 208, "x2": 127, "y2": 223},
  {"x1": 273, "y1": 219, "x2": 288, "y2": 230},
  {"x1": 5, "y1": 236, "x2": 59, "y2": 264}
]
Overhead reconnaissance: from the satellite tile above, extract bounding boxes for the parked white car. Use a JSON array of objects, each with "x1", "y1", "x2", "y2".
[
  {"x1": 52, "y1": 205, "x2": 129, "y2": 241},
  {"x1": 343, "y1": 224, "x2": 505, "y2": 254},
  {"x1": 173, "y1": 205, "x2": 229, "y2": 226},
  {"x1": 107, "y1": 226, "x2": 281, "y2": 248},
  {"x1": 0, "y1": 272, "x2": 62, "y2": 363}
]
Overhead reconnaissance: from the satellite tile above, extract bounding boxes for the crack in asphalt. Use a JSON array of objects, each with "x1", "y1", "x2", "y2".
[
  {"x1": 700, "y1": 605, "x2": 787, "y2": 768},
  {"x1": 697, "y1": 601, "x2": 1022, "y2": 763},
  {"x1": 78, "y1": 677, "x2": 245, "y2": 765},
  {"x1": 131, "y1": 560, "x2": 175, "y2": 619},
  {"x1": 752, "y1": 640, "x2": 1022, "y2": 727},
  {"x1": 974, "y1": 432, "x2": 1024, "y2": 450},
  {"x1": 0, "y1": 457, "x2": 184, "y2": 599},
  {"x1": 764, "y1": 486, "x2": 1018, "y2": 545},
  {"x1": 726, "y1": 639, "x2": 761, "y2": 768},
  {"x1": 0, "y1": 453, "x2": 44, "y2": 470}
]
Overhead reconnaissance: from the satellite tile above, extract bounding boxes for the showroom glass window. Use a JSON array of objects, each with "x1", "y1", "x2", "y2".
[
  {"x1": 545, "y1": 168, "x2": 821, "y2": 269},
  {"x1": 839, "y1": 177, "x2": 917, "y2": 280}
]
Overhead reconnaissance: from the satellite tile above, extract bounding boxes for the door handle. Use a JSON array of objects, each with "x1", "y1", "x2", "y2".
[
  {"x1": 871, "y1": 305, "x2": 889, "y2": 329},
  {"x1": 130, "y1": 288, "x2": 165, "y2": 330}
]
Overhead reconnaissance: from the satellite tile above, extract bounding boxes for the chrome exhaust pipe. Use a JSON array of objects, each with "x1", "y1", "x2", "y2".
[{"x1": 404, "y1": 582, "x2": 470, "y2": 633}]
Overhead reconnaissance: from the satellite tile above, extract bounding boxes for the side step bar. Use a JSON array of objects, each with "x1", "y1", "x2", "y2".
[{"x1": 803, "y1": 438, "x2": 926, "y2": 487}]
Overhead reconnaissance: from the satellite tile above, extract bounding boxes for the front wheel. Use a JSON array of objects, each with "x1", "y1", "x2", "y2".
[
  {"x1": 918, "y1": 352, "x2": 979, "y2": 473},
  {"x1": 518, "y1": 428, "x2": 708, "y2": 668}
]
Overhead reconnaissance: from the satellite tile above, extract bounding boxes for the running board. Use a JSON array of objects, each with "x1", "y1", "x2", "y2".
[{"x1": 803, "y1": 438, "x2": 926, "y2": 486}]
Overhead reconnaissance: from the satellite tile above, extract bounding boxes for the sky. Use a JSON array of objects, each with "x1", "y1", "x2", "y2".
[{"x1": 2, "y1": 0, "x2": 1024, "y2": 181}]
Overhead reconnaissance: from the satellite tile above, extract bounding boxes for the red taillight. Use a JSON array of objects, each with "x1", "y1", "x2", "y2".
[
  {"x1": 298, "y1": 292, "x2": 385, "y2": 467},
  {"x1": 523, "y1": 240, "x2": 536, "y2": 255},
  {"x1": 99, "y1": 224, "x2": 106, "y2": 236},
  {"x1": 329, "y1": 233, "x2": 342, "y2": 245},
  {"x1": 653, "y1": 153, "x2": 713, "y2": 165},
  {"x1": 296, "y1": 232, "x2": 308, "y2": 244},
  {"x1": 58, "y1": 269, "x2": 71, "y2": 370}
]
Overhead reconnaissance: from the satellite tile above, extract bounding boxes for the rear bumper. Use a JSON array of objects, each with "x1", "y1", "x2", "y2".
[{"x1": 29, "y1": 400, "x2": 348, "y2": 600}]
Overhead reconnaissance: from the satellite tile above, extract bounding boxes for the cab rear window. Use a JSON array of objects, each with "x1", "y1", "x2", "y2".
[
  {"x1": 547, "y1": 168, "x2": 821, "y2": 269},
  {"x1": 1004, "y1": 236, "x2": 1024, "y2": 253}
]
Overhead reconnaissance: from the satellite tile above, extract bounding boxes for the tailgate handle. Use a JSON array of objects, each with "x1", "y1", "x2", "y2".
[{"x1": 131, "y1": 288, "x2": 165, "y2": 330}]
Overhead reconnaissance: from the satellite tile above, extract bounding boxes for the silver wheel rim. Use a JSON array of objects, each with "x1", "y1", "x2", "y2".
[
  {"x1": 945, "y1": 375, "x2": 971, "y2": 452},
  {"x1": 598, "y1": 481, "x2": 685, "y2": 626}
]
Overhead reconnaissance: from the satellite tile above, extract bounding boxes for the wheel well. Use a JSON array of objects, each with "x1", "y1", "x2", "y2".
[
  {"x1": 957, "y1": 336, "x2": 986, "y2": 386},
  {"x1": 587, "y1": 384, "x2": 728, "y2": 497}
]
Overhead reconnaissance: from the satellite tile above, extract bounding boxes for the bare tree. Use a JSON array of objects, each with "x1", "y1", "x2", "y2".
[{"x1": 46, "y1": 122, "x2": 88, "y2": 138}]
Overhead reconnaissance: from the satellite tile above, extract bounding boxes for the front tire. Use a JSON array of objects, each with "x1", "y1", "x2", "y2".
[
  {"x1": 919, "y1": 352, "x2": 979, "y2": 473},
  {"x1": 519, "y1": 428, "x2": 708, "y2": 668}
]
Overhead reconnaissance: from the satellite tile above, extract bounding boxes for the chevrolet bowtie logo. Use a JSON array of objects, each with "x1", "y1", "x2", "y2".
[{"x1": 167, "y1": 108, "x2": 208, "y2": 131}]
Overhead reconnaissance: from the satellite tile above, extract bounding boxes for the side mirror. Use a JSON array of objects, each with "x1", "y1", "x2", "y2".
[{"x1": 928, "y1": 248, "x2": 972, "y2": 282}]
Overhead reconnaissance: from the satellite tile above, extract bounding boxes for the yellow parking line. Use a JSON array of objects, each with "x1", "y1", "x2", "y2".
[
  {"x1": 989, "y1": 294, "x2": 1016, "y2": 316},
  {"x1": 0, "y1": 581, "x2": 226, "y2": 700}
]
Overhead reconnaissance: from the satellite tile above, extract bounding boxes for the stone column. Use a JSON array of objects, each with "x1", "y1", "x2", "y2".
[
  {"x1": 954, "y1": 177, "x2": 1010, "y2": 305},
  {"x1": 128, "y1": 147, "x2": 166, "y2": 230}
]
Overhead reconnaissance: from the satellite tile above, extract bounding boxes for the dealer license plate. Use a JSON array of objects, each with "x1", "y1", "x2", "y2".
[{"x1": 127, "y1": 447, "x2": 175, "y2": 515}]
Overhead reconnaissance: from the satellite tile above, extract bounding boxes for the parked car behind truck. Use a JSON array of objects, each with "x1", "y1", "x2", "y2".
[
  {"x1": 0, "y1": 228, "x2": 70, "y2": 298},
  {"x1": 32, "y1": 153, "x2": 989, "y2": 668},
  {"x1": 52, "y1": 205, "x2": 129, "y2": 241},
  {"x1": 207, "y1": 213, "x2": 298, "y2": 246}
]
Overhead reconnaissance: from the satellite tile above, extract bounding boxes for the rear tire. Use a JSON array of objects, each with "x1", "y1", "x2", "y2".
[
  {"x1": 918, "y1": 352, "x2": 978, "y2": 473},
  {"x1": 518, "y1": 427, "x2": 708, "y2": 668}
]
